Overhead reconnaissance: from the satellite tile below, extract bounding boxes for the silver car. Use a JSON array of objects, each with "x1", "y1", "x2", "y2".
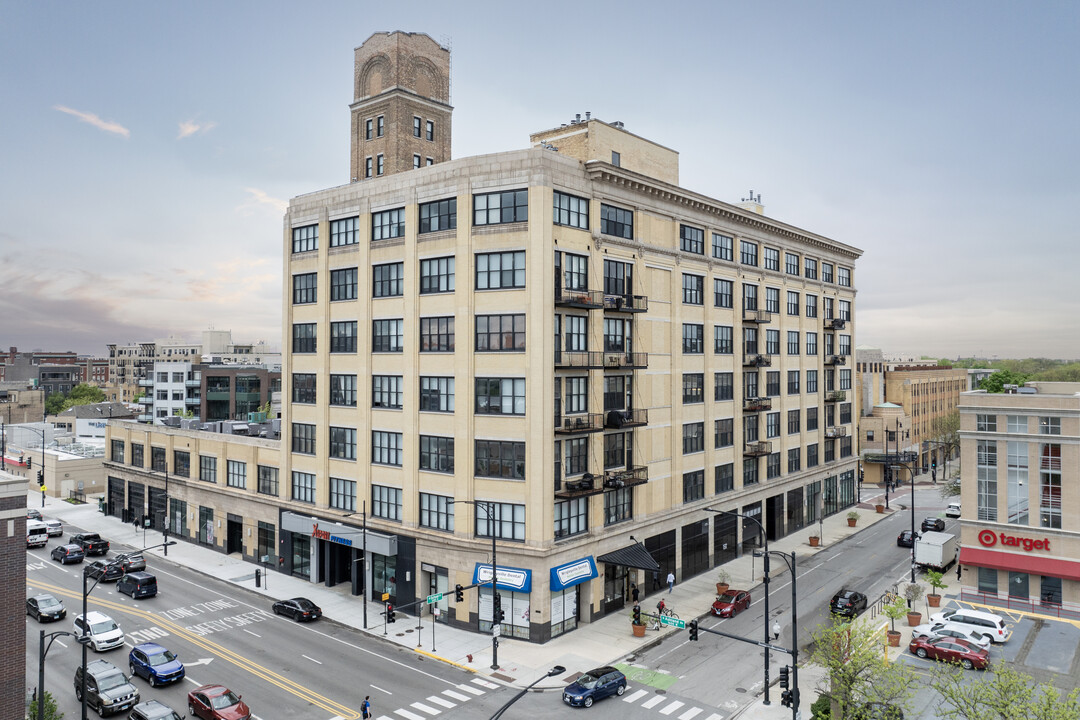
[
  {"x1": 44, "y1": 518, "x2": 64, "y2": 537},
  {"x1": 911, "y1": 621, "x2": 991, "y2": 650}
]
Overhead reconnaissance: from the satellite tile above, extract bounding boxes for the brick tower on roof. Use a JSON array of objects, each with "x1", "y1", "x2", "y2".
[{"x1": 349, "y1": 31, "x2": 452, "y2": 182}]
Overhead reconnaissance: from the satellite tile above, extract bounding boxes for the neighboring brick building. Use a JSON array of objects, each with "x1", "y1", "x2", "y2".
[{"x1": 0, "y1": 469, "x2": 27, "y2": 718}]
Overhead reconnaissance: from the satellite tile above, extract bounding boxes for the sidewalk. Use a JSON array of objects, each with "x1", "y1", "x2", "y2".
[{"x1": 30, "y1": 478, "x2": 941, "y2": 710}]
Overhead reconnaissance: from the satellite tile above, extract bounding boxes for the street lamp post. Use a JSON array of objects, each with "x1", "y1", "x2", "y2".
[
  {"x1": 37, "y1": 628, "x2": 77, "y2": 720},
  {"x1": 490, "y1": 665, "x2": 566, "y2": 720},
  {"x1": 450, "y1": 499, "x2": 499, "y2": 670},
  {"x1": 11, "y1": 424, "x2": 49, "y2": 507},
  {"x1": 892, "y1": 463, "x2": 919, "y2": 587}
]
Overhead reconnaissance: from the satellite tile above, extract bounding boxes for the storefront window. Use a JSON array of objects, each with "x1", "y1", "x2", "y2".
[
  {"x1": 198, "y1": 506, "x2": 214, "y2": 545},
  {"x1": 292, "y1": 534, "x2": 311, "y2": 579},
  {"x1": 551, "y1": 586, "x2": 579, "y2": 638},
  {"x1": 977, "y1": 566, "x2": 997, "y2": 594},
  {"x1": 479, "y1": 586, "x2": 529, "y2": 640},
  {"x1": 372, "y1": 554, "x2": 397, "y2": 604}
]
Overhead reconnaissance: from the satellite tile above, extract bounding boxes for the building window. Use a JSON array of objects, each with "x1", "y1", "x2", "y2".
[
  {"x1": 376, "y1": 154, "x2": 384, "y2": 174},
  {"x1": 683, "y1": 373, "x2": 704, "y2": 404},
  {"x1": 787, "y1": 291, "x2": 800, "y2": 317},
  {"x1": 413, "y1": 116, "x2": 422, "y2": 137},
  {"x1": 743, "y1": 283, "x2": 758, "y2": 311},
  {"x1": 977, "y1": 414, "x2": 997, "y2": 432},
  {"x1": 419, "y1": 435, "x2": 455, "y2": 474},
  {"x1": 785, "y1": 252, "x2": 800, "y2": 275},
  {"x1": 715, "y1": 418, "x2": 734, "y2": 448},
  {"x1": 712, "y1": 233, "x2": 733, "y2": 261},
  {"x1": 766, "y1": 411, "x2": 780, "y2": 438},
  {"x1": 744, "y1": 371, "x2": 759, "y2": 401},
  {"x1": 372, "y1": 375, "x2": 403, "y2": 409},
  {"x1": 329, "y1": 477, "x2": 356, "y2": 512},
  {"x1": 420, "y1": 493, "x2": 455, "y2": 532},
  {"x1": 174, "y1": 450, "x2": 190, "y2": 477},
  {"x1": 824, "y1": 441, "x2": 835, "y2": 463},
  {"x1": 839, "y1": 369, "x2": 852, "y2": 391},
  {"x1": 788, "y1": 370, "x2": 801, "y2": 395},
  {"x1": 805, "y1": 294, "x2": 818, "y2": 318},
  {"x1": 1007, "y1": 415, "x2": 1027, "y2": 433},
  {"x1": 329, "y1": 374, "x2": 357, "y2": 407},
  {"x1": 292, "y1": 373, "x2": 316, "y2": 404},
  {"x1": 840, "y1": 436, "x2": 852, "y2": 458},
  {"x1": 198, "y1": 455, "x2": 217, "y2": 483},
  {"x1": 292, "y1": 224, "x2": 317, "y2": 253},
  {"x1": 807, "y1": 407, "x2": 819, "y2": 431},
  {"x1": 822, "y1": 262, "x2": 834, "y2": 283},
  {"x1": 787, "y1": 331, "x2": 800, "y2": 356},
  {"x1": 227, "y1": 460, "x2": 246, "y2": 488},
  {"x1": 766, "y1": 330, "x2": 780, "y2": 356},
  {"x1": 611, "y1": 150, "x2": 620, "y2": 166},
  {"x1": 977, "y1": 439, "x2": 998, "y2": 521},
  {"x1": 425, "y1": 119, "x2": 434, "y2": 141},
  {"x1": 763, "y1": 247, "x2": 780, "y2": 271},
  {"x1": 419, "y1": 198, "x2": 457, "y2": 234},
  {"x1": 291, "y1": 423, "x2": 316, "y2": 455},
  {"x1": 765, "y1": 287, "x2": 780, "y2": 314},
  {"x1": 560, "y1": 252, "x2": 588, "y2": 291},
  {"x1": 600, "y1": 203, "x2": 633, "y2": 239},
  {"x1": 476, "y1": 314, "x2": 526, "y2": 351},
  {"x1": 603, "y1": 259, "x2": 633, "y2": 296},
  {"x1": 681, "y1": 224, "x2": 704, "y2": 254},
  {"x1": 419, "y1": 316, "x2": 455, "y2": 352},
  {"x1": 372, "y1": 208, "x2": 405, "y2": 240},
  {"x1": 554, "y1": 497, "x2": 588, "y2": 539},
  {"x1": 292, "y1": 273, "x2": 317, "y2": 304},
  {"x1": 475, "y1": 439, "x2": 526, "y2": 480},
  {"x1": 839, "y1": 300, "x2": 851, "y2": 321},
  {"x1": 554, "y1": 191, "x2": 589, "y2": 229},
  {"x1": 1039, "y1": 444, "x2": 1061, "y2": 529},
  {"x1": 473, "y1": 189, "x2": 528, "y2": 225},
  {"x1": 838, "y1": 334, "x2": 851, "y2": 355},
  {"x1": 373, "y1": 263, "x2": 404, "y2": 298},
  {"x1": 150, "y1": 447, "x2": 166, "y2": 472},
  {"x1": 564, "y1": 377, "x2": 588, "y2": 414},
  {"x1": 804, "y1": 258, "x2": 817, "y2": 279},
  {"x1": 1039, "y1": 417, "x2": 1061, "y2": 435},
  {"x1": 683, "y1": 324, "x2": 704, "y2": 354},
  {"x1": 330, "y1": 321, "x2": 357, "y2": 353},
  {"x1": 330, "y1": 267, "x2": 358, "y2": 301},
  {"x1": 476, "y1": 502, "x2": 525, "y2": 541},
  {"x1": 806, "y1": 332, "x2": 818, "y2": 356},
  {"x1": 372, "y1": 431, "x2": 403, "y2": 466},
  {"x1": 788, "y1": 409, "x2": 801, "y2": 435},
  {"x1": 807, "y1": 370, "x2": 818, "y2": 393},
  {"x1": 683, "y1": 470, "x2": 705, "y2": 503},
  {"x1": 371, "y1": 485, "x2": 401, "y2": 521},
  {"x1": 561, "y1": 436, "x2": 588, "y2": 477},
  {"x1": 365, "y1": 157, "x2": 372, "y2": 178},
  {"x1": 376, "y1": 115, "x2": 384, "y2": 136},
  {"x1": 420, "y1": 376, "x2": 455, "y2": 412},
  {"x1": 715, "y1": 463, "x2": 734, "y2": 494},
  {"x1": 838, "y1": 266, "x2": 851, "y2": 286},
  {"x1": 715, "y1": 325, "x2": 733, "y2": 354},
  {"x1": 426, "y1": 157, "x2": 434, "y2": 166},
  {"x1": 413, "y1": 154, "x2": 421, "y2": 169},
  {"x1": 292, "y1": 323, "x2": 316, "y2": 353},
  {"x1": 330, "y1": 216, "x2": 358, "y2": 246},
  {"x1": 420, "y1": 256, "x2": 455, "y2": 294},
  {"x1": 476, "y1": 251, "x2": 525, "y2": 290},
  {"x1": 807, "y1": 443, "x2": 819, "y2": 468},
  {"x1": 476, "y1": 378, "x2": 526, "y2": 415},
  {"x1": 291, "y1": 471, "x2": 315, "y2": 504},
  {"x1": 365, "y1": 118, "x2": 373, "y2": 140},
  {"x1": 714, "y1": 372, "x2": 734, "y2": 401},
  {"x1": 714, "y1": 278, "x2": 733, "y2": 308},
  {"x1": 682, "y1": 274, "x2": 704, "y2": 304},
  {"x1": 744, "y1": 458, "x2": 759, "y2": 486},
  {"x1": 111, "y1": 439, "x2": 124, "y2": 463},
  {"x1": 372, "y1": 319, "x2": 404, "y2": 353},
  {"x1": 740, "y1": 240, "x2": 758, "y2": 266},
  {"x1": 604, "y1": 486, "x2": 633, "y2": 526},
  {"x1": 683, "y1": 422, "x2": 705, "y2": 454},
  {"x1": 767, "y1": 452, "x2": 781, "y2": 479}
]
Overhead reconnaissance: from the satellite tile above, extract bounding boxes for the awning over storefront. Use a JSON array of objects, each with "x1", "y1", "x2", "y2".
[
  {"x1": 550, "y1": 556, "x2": 598, "y2": 591},
  {"x1": 281, "y1": 511, "x2": 397, "y2": 556},
  {"x1": 473, "y1": 563, "x2": 532, "y2": 593},
  {"x1": 959, "y1": 547, "x2": 1080, "y2": 583},
  {"x1": 597, "y1": 542, "x2": 660, "y2": 572}
]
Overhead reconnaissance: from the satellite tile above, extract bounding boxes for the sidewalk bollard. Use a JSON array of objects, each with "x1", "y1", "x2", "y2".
[{"x1": 255, "y1": 569, "x2": 261, "y2": 588}]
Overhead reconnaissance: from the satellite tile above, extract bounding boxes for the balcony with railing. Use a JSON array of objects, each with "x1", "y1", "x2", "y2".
[
  {"x1": 743, "y1": 309, "x2": 772, "y2": 324},
  {"x1": 743, "y1": 353, "x2": 772, "y2": 368},
  {"x1": 137, "y1": 396, "x2": 154, "y2": 406},
  {"x1": 554, "y1": 413, "x2": 604, "y2": 434},
  {"x1": 825, "y1": 390, "x2": 846, "y2": 403},
  {"x1": 185, "y1": 396, "x2": 201, "y2": 406},
  {"x1": 555, "y1": 472, "x2": 604, "y2": 499},
  {"x1": 137, "y1": 414, "x2": 153, "y2": 423},
  {"x1": 825, "y1": 426, "x2": 849, "y2": 439},
  {"x1": 744, "y1": 441, "x2": 772, "y2": 457},
  {"x1": 556, "y1": 288, "x2": 604, "y2": 309},
  {"x1": 554, "y1": 350, "x2": 604, "y2": 370},
  {"x1": 137, "y1": 379, "x2": 154, "y2": 388},
  {"x1": 603, "y1": 465, "x2": 649, "y2": 489},
  {"x1": 743, "y1": 397, "x2": 772, "y2": 412},
  {"x1": 185, "y1": 379, "x2": 201, "y2": 388},
  {"x1": 827, "y1": 318, "x2": 847, "y2": 330},
  {"x1": 602, "y1": 352, "x2": 648, "y2": 370},
  {"x1": 825, "y1": 354, "x2": 848, "y2": 366},
  {"x1": 604, "y1": 408, "x2": 648, "y2": 429},
  {"x1": 602, "y1": 293, "x2": 648, "y2": 313}
]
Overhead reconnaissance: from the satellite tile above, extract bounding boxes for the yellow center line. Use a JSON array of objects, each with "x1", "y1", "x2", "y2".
[{"x1": 28, "y1": 578, "x2": 360, "y2": 719}]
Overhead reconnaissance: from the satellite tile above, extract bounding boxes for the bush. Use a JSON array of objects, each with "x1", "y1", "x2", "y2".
[{"x1": 811, "y1": 694, "x2": 831, "y2": 719}]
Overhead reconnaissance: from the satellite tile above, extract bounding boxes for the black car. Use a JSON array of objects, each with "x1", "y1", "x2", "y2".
[
  {"x1": 51, "y1": 543, "x2": 86, "y2": 564},
  {"x1": 896, "y1": 530, "x2": 917, "y2": 548},
  {"x1": 921, "y1": 517, "x2": 946, "y2": 533},
  {"x1": 563, "y1": 666, "x2": 627, "y2": 708},
  {"x1": 272, "y1": 597, "x2": 322, "y2": 621},
  {"x1": 830, "y1": 590, "x2": 868, "y2": 618},
  {"x1": 86, "y1": 560, "x2": 124, "y2": 582},
  {"x1": 71, "y1": 532, "x2": 110, "y2": 556},
  {"x1": 27, "y1": 593, "x2": 67, "y2": 622}
]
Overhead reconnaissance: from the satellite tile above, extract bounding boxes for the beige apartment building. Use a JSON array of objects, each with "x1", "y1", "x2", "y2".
[{"x1": 957, "y1": 382, "x2": 1080, "y2": 610}]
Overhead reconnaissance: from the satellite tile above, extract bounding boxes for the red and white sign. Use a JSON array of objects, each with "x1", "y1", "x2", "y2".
[{"x1": 977, "y1": 529, "x2": 1050, "y2": 552}]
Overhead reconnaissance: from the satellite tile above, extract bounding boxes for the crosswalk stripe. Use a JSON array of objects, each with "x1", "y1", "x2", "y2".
[
  {"x1": 678, "y1": 707, "x2": 703, "y2": 720},
  {"x1": 642, "y1": 696, "x2": 666, "y2": 709},
  {"x1": 393, "y1": 710, "x2": 425, "y2": 720},
  {"x1": 472, "y1": 678, "x2": 500, "y2": 689},
  {"x1": 410, "y1": 702, "x2": 439, "y2": 715},
  {"x1": 426, "y1": 696, "x2": 456, "y2": 708},
  {"x1": 704, "y1": 714, "x2": 725, "y2": 720},
  {"x1": 660, "y1": 700, "x2": 685, "y2": 715},
  {"x1": 457, "y1": 683, "x2": 485, "y2": 695},
  {"x1": 624, "y1": 689, "x2": 649, "y2": 703},
  {"x1": 442, "y1": 690, "x2": 471, "y2": 702}
]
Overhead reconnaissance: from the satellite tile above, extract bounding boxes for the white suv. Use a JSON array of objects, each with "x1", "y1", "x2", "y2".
[
  {"x1": 929, "y1": 608, "x2": 1008, "y2": 643},
  {"x1": 911, "y1": 620, "x2": 991, "y2": 649},
  {"x1": 75, "y1": 611, "x2": 125, "y2": 652},
  {"x1": 945, "y1": 502, "x2": 961, "y2": 518}
]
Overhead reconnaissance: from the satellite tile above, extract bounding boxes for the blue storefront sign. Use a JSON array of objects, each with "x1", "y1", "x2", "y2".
[
  {"x1": 550, "y1": 556, "x2": 598, "y2": 591},
  {"x1": 473, "y1": 563, "x2": 531, "y2": 592}
]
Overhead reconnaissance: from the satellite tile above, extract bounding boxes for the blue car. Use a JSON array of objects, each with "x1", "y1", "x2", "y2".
[
  {"x1": 562, "y1": 666, "x2": 627, "y2": 708},
  {"x1": 128, "y1": 643, "x2": 185, "y2": 687}
]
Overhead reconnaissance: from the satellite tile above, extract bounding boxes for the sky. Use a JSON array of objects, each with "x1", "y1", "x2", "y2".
[{"x1": 2, "y1": 1, "x2": 1078, "y2": 360}]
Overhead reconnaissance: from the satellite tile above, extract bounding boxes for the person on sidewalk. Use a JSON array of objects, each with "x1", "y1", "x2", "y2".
[
  {"x1": 362, "y1": 696, "x2": 372, "y2": 719},
  {"x1": 667, "y1": 571, "x2": 675, "y2": 593},
  {"x1": 631, "y1": 583, "x2": 639, "y2": 603}
]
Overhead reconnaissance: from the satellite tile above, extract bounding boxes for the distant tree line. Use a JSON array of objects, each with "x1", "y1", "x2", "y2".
[{"x1": 44, "y1": 383, "x2": 106, "y2": 415}]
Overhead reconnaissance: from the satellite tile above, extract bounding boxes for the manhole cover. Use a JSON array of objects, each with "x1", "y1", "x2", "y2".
[{"x1": 736, "y1": 688, "x2": 747, "y2": 694}]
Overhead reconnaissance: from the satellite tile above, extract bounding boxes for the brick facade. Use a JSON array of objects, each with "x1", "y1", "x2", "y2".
[{"x1": 0, "y1": 471, "x2": 27, "y2": 718}]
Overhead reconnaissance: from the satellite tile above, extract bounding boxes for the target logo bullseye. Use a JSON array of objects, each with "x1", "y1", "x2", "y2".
[{"x1": 978, "y1": 529, "x2": 997, "y2": 547}]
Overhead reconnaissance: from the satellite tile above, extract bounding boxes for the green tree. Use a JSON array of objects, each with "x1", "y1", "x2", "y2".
[
  {"x1": 62, "y1": 383, "x2": 106, "y2": 410},
  {"x1": 806, "y1": 616, "x2": 917, "y2": 719},
  {"x1": 44, "y1": 393, "x2": 67, "y2": 416},
  {"x1": 28, "y1": 689, "x2": 64, "y2": 719},
  {"x1": 930, "y1": 662, "x2": 1080, "y2": 720},
  {"x1": 1030, "y1": 362, "x2": 1080, "y2": 382},
  {"x1": 978, "y1": 370, "x2": 1030, "y2": 393}
]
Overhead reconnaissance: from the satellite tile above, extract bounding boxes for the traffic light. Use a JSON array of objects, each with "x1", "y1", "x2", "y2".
[
  {"x1": 778, "y1": 665, "x2": 789, "y2": 690},
  {"x1": 386, "y1": 604, "x2": 396, "y2": 623},
  {"x1": 932, "y1": 459, "x2": 937, "y2": 469},
  {"x1": 688, "y1": 620, "x2": 699, "y2": 641},
  {"x1": 632, "y1": 604, "x2": 641, "y2": 625},
  {"x1": 26, "y1": 457, "x2": 32, "y2": 469},
  {"x1": 493, "y1": 593, "x2": 505, "y2": 623},
  {"x1": 37, "y1": 470, "x2": 44, "y2": 488},
  {"x1": 781, "y1": 690, "x2": 793, "y2": 708},
  {"x1": 454, "y1": 584, "x2": 464, "y2": 602}
]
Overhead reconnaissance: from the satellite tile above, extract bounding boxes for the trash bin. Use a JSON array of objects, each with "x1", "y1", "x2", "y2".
[
  {"x1": 98, "y1": 498, "x2": 106, "y2": 514},
  {"x1": 255, "y1": 569, "x2": 261, "y2": 588}
]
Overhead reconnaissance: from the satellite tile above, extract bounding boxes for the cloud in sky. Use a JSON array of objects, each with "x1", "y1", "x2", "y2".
[
  {"x1": 238, "y1": 187, "x2": 288, "y2": 216},
  {"x1": 53, "y1": 105, "x2": 130, "y2": 138},
  {"x1": 177, "y1": 119, "x2": 217, "y2": 139}
]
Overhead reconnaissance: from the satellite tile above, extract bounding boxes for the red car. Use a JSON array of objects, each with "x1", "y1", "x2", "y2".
[
  {"x1": 909, "y1": 636, "x2": 989, "y2": 670},
  {"x1": 712, "y1": 590, "x2": 751, "y2": 618},
  {"x1": 187, "y1": 685, "x2": 250, "y2": 720}
]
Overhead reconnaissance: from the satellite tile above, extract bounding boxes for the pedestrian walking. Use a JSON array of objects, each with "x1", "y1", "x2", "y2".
[
  {"x1": 362, "y1": 696, "x2": 372, "y2": 719},
  {"x1": 667, "y1": 571, "x2": 675, "y2": 593},
  {"x1": 956, "y1": 562, "x2": 962, "y2": 582},
  {"x1": 631, "y1": 583, "x2": 640, "y2": 603}
]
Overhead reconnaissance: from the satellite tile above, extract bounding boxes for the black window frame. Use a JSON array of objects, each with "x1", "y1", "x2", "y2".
[
  {"x1": 372, "y1": 375, "x2": 403, "y2": 409},
  {"x1": 330, "y1": 321, "x2": 357, "y2": 353},
  {"x1": 372, "y1": 207, "x2": 405, "y2": 240},
  {"x1": 419, "y1": 198, "x2": 457, "y2": 234},
  {"x1": 372, "y1": 262, "x2": 404, "y2": 298},
  {"x1": 474, "y1": 440, "x2": 526, "y2": 480},
  {"x1": 419, "y1": 316, "x2": 455, "y2": 352},
  {"x1": 292, "y1": 224, "x2": 317, "y2": 254},
  {"x1": 475, "y1": 314, "x2": 526, "y2": 352},
  {"x1": 419, "y1": 256, "x2": 455, "y2": 294},
  {"x1": 473, "y1": 189, "x2": 528, "y2": 226},
  {"x1": 292, "y1": 323, "x2": 316, "y2": 353},
  {"x1": 476, "y1": 250, "x2": 526, "y2": 290},
  {"x1": 330, "y1": 267, "x2": 358, "y2": 301},
  {"x1": 680, "y1": 224, "x2": 704, "y2": 255},
  {"x1": 330, "y1": 216, "x2": 358, "y2": 247},
  {"x1": 372, "y1": 319, "x2": 404, "y2": 353},
  {"x1": 712, "y1": 233, "x2": 733, "y2": 261},
  {"x1": 553, "y1": 191, "x2": 589, "y2": 230},
  {"x1": 600, "y1": 203, "x2": 633, "y2": 239},
  {"x1": 292, "y1": 373, "x2": 316, "y2": 404}
]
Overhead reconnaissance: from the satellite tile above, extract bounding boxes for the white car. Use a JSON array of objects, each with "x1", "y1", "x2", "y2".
[
  {"x1": 74, "y1": 611, "x2": 125, "y2": 652},
  {"x1": 44, "y1": 517, "x2": 64, "y2": 537},
  {"x1": 945, "y1": 502, "x2": 961, "y2": 518},
  {"x1": 911, "y1": 621, "x2": 991, "y2": 650}
]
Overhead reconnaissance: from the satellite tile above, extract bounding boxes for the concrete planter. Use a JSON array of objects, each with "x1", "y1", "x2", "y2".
[
  {"x1": 809, "y1": 536, "x2": 820, "y2": 547},
  {"x1": 887, "y1": 630, "x2": 901, "y2": 647},
  {"x1": 927, "y1": 594, "x2": 942, "y2": 608},
  {"x1": 632, "y1": 623, "x2": 647, "y2": 637},
  {"x1": 875, "y1": 504, "x2": 885, "y2": 514},
  {"x1": 907, "y1": 611, "x2": 922, "y2": 627}
]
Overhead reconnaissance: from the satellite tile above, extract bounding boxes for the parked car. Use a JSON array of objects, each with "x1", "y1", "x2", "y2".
[
  {"x1": 896, "y1": 530, "x2": 917, "y2": 548},
  {"x1": 26, "y1": 508, "x2": 43, "y2": 521},
  {"x1": 118, "y1": 553, "x2": 146, "y2": 572},
  {"x1": 74, "y1": 659, "x2": 140, "y2": 716},
  {"x1": 129, "y1": 700, "x2": 185, "y2": 720},
  {"x1": 562, "y1": 666, "x2": 627, "y2": 708},
  {"x1": 44, "y1": 517, "x2": 64, "y2": 536},
  {"x1": 187, "y1": 684, "x2": 251, "y2": 720},
  {"x1": 911, "y1": 621, "x2": 992, "y2": 650},
  {"x1": 908, "y1": 636, "x2": 989, "y2": 670},
  {"x1": 945, "y1": 502, "x2": 962, "y2": 518},
  {"x1": 75, "y1": 611, "x2": 125, "y2": 652},
  {"x1": 71, "y1": 531, "x2": 110, "y2": 556},
  {"x1": 51, "y1": 543, "x2": 85, "y2": 565},
  {"x1": 929, "y1": 608, "x2": 1009, "y2": 643},
  {"x1": 129, "y1": 642, "x2": 185, "y2": 687},
  {"x1": 118, "y1": 571, "x2": 158, "y2": 599},
  {"x1": 87, "y1": 560, "x2": 125, "y2": 582},
  {"x1": 921, "y1": 517, "x2": 946, "y2": 533},
  {"x1": 27, "y1": 593, "x2": 67, "y2": 622},
  {"x1": 712, "y1": 590, "x2": 752, "y2": 618},
  {"x1": 26, "y1": 519, "x2": 49, "y2": 548},
  {"x1": 830, "y1": 590, "x2": 868, "y2": 618},
  {"x1": 272, "y1": 597, "x2": 322, "y2": 622}
]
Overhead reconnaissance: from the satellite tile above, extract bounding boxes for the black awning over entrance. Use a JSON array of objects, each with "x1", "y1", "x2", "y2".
[{"x1": 597, "y1": 542, "x2": 661, "y2": 571}]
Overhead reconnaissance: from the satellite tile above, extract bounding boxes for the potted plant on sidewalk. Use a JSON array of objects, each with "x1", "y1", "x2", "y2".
[
  {"x1": 903, "y1": 583, "x2": 924, "y2": 626},
  {"x1": 847, "y1": 510, "x2": 860, "y2": 528},
  {"x1": 630, "y1": 605, "x2": 646, "y2": 637},
  {"x1": 924, "y1": 570, "x2": 947, "y2": 608},
  {"x1": 809, "y1": 535, "x2": 820, "y2": 547},
  {"x1": 883, "y1": 597, "x2": 908, "y2": 647},
  {"x1": 715, "y1": 568, "x2": 731, "y2": 595},
  {"x1": 875, "y1": 502, "x2": 885, "y2": 514}
]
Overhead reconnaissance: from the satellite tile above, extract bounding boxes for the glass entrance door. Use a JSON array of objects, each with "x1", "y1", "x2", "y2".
[{"x1": 602, "y1": 564, "x2": 628, "y2": 614}]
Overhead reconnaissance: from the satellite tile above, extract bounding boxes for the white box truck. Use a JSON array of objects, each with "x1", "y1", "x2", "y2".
[{"x1": 914, "y1": 531, "x2": 959, "y2": 570}]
